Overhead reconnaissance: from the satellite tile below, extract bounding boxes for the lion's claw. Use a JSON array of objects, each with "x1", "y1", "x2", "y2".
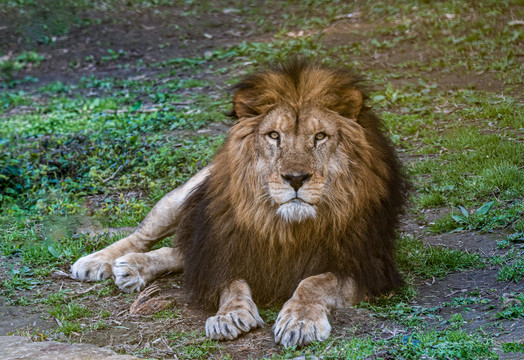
[
  {"x1": 113, "y1": 257, "x2": 146, "y2": 293},
  {"x1": 274, "y1": 302, "x2": 331, "y2": 347},
  {"x1": 205, "y1": 305, "x2": 264, "y2": 340},
  {"x1": 71, "y1": 252, "x2": 113, "y2": 282}
]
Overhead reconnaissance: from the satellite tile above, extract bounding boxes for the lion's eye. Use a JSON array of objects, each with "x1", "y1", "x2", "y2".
[
  {"x1": 268, "y1": 131, "x2": 280, "y2": 140},
  {"x1": 315, "y1": 132, "x2": 327, "y2": 142}
]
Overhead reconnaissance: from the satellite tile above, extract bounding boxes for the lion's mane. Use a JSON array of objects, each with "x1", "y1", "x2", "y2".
[{"x1": 177, "y1": 60, "x2": 408, "y2": 308}]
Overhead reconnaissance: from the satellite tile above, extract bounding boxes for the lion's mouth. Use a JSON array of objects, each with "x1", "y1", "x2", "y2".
[{"x1": 276, "y1": 198, "x2": 316, "y2": 222}]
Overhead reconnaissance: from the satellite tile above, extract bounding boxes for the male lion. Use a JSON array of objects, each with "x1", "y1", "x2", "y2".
[{"x1": 71, "y1": 60, "x2": 407, "y2": 347}]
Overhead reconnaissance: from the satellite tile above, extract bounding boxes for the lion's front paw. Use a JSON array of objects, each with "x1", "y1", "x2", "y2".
[
  {"x1": 71, "y1": 252, "x2": 113, "y2": 282},
  {"x1": 274, "y1": 301, "x2": 331, "y2": 347},
  {"x1": 112, "y1": 254, "x2": 147, "y2": 293},
  {"x1": 205, "y1": 300, "x2": 264, "y2": 340}
]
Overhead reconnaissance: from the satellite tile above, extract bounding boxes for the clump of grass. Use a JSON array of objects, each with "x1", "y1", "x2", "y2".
[
  {"x1": 271, "y1": 328, "x2": 498, "y2": 360},
  {"x1": 0, "y1": 51, "x2": 44, "y2": 83},
  {"x1": 47, "y1": 301, "x2": 92, "y2": 335},
  {"x1": 412, "y1": 127, "x2": 524, "y2": 209},
  {"x1": 502, "y1": 341, "x2": 524, "y2": 355},
  {"x1": 165, "y1": 331, "x2": 221, "y2": 359},
  {"x1": 259, "y1": 306, "x2": 280, "y2": 323},
  {"x1": 151, "y1": 307, "x2": 181, "y2": 321},
  {"x1": 360, "y1": 301, "x2": 440, "y2": 327},
  {"x1": 48, "y1": 301, "x2": 91, "y2": 321},
  {"x1": 497, "y1": 258, "x2": 524, "y2": 283},
  {"x1": 395, "y1": 235, "x2": 484, "y2": 278},
  {"x1": 212, "y1": 36, "x2": 326, "y2": 65},
  {"x1": 430, "y1": 200, "x2": 523, "y2": 234},
  {"x1": 387, "y1": 330, "x2": 498, "y2": 360},
  {"x1": 496, "y1": 293, "x2": 524, "y2": 319}
]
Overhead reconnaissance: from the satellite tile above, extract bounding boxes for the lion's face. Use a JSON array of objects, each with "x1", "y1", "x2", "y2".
[
  {"x1": 221, "y1": 62, "x2": 390, "y2": 230},
  {"x1": 256, "y1": 104, "x2": 345, "y2": 222}
]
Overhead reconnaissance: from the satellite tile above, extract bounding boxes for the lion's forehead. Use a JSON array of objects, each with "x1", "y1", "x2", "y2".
[{"x1": 260, "y1": 106, "x2": 337, "y2": 136}]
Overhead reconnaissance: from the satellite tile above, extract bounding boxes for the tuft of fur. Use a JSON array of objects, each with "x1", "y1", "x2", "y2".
[{"x1": 177, "y1": 60, "x2": 408, "y2": 308}]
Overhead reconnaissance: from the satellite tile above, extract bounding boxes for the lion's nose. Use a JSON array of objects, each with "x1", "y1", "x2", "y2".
[{"x1": 281, "y1": 172, "x2": 312, "y2": 192}]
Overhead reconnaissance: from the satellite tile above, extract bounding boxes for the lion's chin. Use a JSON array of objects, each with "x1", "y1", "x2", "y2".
[{"x1": 276, "y1": 199, "x2": 316, "y2": 223}]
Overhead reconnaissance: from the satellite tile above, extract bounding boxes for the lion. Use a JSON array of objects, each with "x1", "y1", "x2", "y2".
[{"x1": 71, "y1": 59, "x2": 408, "y2": 347}]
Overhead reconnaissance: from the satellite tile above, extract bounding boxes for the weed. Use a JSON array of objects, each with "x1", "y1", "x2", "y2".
[
  {"x1": 9, "y1": 328, "x2": 49, "y2": 342},
  {"x1": 165, "y1": 331, "x2": 221, "y2": 359},
  {"x1": 496, "y1": 293, "x2": 524, "y2": 319},
  {"x1": 270, "y1": 328, "x2": 498, "y2": 359},
  {"x1": 444, "y1": 295, "x2": 491, "y2": 308},
  {"x1": 48, "y1": 301, "x2": 92, "y2": 321},
  {"x1": 0, "y1": 51, "x2": 43, "y2": 84},
  {"x1": 502, "y1": 341, "x2": 524, "y2": 354},
  {"x1": 92, "y1": 320, "x2": 111, "y2": 330},
  {"x1": 100, "y1": 49, "x2": 127, "y2": 63},
  {"x1": 151, "y1": 307, "x2": 181, "y2": 321},
  {"x1": 361, "y1": 301, "x2": 441, "y2": 327},
  {"x1": 55, "y1": 320, "x2": 83, "y2": 336},
  {"x1": 42, "y1": 290, "x2": 72, "y2": 305},
  {"x1": 450, "y1": 201, "x2": 495, "y2": 231},
  {"x1": 259, "y1": 306, "x2": 280, "y2": 324},
  {"x1": 430, "y1": 200, "x2": 524, "y2": 234},
  {"x1": 0, "y1": 265, "x2": 41, "y2": 298},
  {"x1": 497, "y1": 258, "x2": 524, "y2": 283},
  {"x1": 387, "y1": 330, "x2": 497, "y2": 360},
  {"x1": 212, "y1": 36, "x2": 327, "y2": 65}
]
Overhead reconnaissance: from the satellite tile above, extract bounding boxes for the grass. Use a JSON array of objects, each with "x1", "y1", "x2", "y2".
[
  {"x1": 1, "y1": 0, "x2": 523, "y2": 358},
  {"x1": 270, "y1": 328, "x2": 499, "y2": 360},
  {"x1": 164, "y1": 331, "x2": 222, "y2": 359},
  {"x1": 502, "y1": 341, "x2": 524, "y2": 355},
  {"x1": 497, "y1": 257, "x2": 524, "y2": 283},
  {"x1": 496, "y1": 293, "x2": 524, "y2": 320},
  {"x1": 395, "y1": 235, "x2": 484, "y2": 279}
]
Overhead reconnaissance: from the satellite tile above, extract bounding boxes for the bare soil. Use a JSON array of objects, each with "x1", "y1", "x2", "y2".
[{"x1": 1, "y1": 2, "x2": 522, "y2": 360}]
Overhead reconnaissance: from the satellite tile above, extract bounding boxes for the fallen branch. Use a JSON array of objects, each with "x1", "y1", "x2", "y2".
[{"x1": 102, "y1": 164, "x2": 123, "y2": 183}]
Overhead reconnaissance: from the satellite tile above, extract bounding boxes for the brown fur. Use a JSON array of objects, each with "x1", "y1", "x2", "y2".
[{"x1": 177, "y1": 60, "x2": 408, "y2": 309}]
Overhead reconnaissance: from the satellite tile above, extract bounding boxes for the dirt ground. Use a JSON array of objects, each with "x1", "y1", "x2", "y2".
[
  {"x1": 1, "y1": 2, "x2": 523, "y2": 360},
  {"x1": 2, "y1": 220, "x2": 522, "y2": 359}
]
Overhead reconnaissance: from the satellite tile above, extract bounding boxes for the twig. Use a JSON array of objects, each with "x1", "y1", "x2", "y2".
[
  {"x1": 102, "y1": 164, "x2": 123, "y2": 183},
  {"x1": 75, "y1": 283, "x2": 103, "y2": 295}
]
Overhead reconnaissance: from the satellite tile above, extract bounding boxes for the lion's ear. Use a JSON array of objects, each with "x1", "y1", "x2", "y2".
[
  {"x1": 337, "y1": 88, "x2": 363, "y2": 120},
  {"x1": 233, "y1": 89, "x2": 258, "y2": 119}
]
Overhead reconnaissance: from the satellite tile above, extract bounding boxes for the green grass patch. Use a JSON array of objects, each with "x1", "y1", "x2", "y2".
[
  {"x1": 396, "y1": 235, "x2": 484, "y2": 279},
  {"x1": 0, "y1": 265, "x2": 42, "y2": 300},
  {"x1": 502, "y1": 341, "x2": 524, "y2": 355},
  {"x1": 270, "y1": 328, "x2": 498, "y2": 359},
  {"x1": 497, "y1": 257, "x2": 524, "y2": 283},
  {"x1": 165, "y1": 330, "x2": 222, "y2": 359},
  {"x1": 360, "y1": 301, "x2": 441, "y2": 327},
  {"x1": 430, "y1": 200, "x2": 523, "y2": 234},
  {"x1": 496, "y1": 293, "x2": 524, "y2": 319},
  {"x1": 48, "y1": 301, "x2": 91, "y2": 321},
  {"x1": 412, "y1": 127, "x2": 524, "y2": 208},
  {"x1": 151, "y1": 307, "x2": 181, "y2": 321}
]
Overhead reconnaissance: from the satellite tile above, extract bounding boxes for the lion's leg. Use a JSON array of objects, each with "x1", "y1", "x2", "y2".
[
  {"x1": 112, "y1": 247, "x2": 184, "y2": 292},
  {"x1": 273, "y1": 273, "x2": 357, "y2": 347},
  {"x1": 205, "y1": 280, "x2": 264, "y2": 340},
  {"x1": 71, "y1": 166, "x2": 212, "y2": 282}
]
